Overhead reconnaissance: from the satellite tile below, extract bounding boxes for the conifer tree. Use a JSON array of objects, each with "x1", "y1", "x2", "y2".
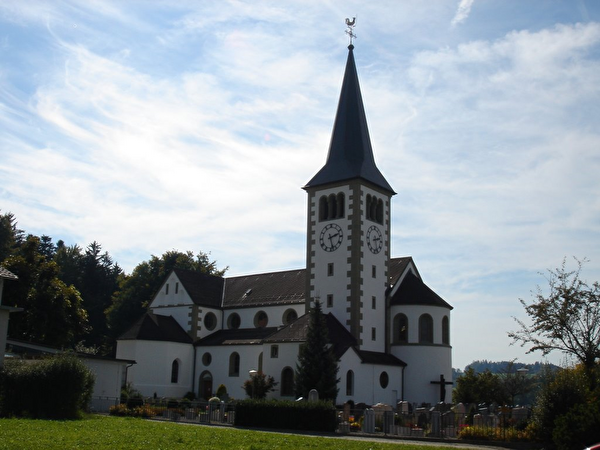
[{"x1": 294, "y1": 299, "x2": 339, "y2": 402}]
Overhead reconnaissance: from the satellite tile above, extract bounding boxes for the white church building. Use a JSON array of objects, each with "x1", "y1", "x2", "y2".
[{"x1": 116, "y1": 43, "x2": 453, "y2": 407}]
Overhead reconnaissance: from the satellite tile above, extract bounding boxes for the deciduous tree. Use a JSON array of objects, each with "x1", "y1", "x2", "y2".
[{"x1": 509, "y1": 258, "x2": 600, "y2": 373}]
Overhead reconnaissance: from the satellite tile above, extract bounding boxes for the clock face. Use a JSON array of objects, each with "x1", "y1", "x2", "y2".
[
  {"x1": 319, "y1": 223, "x2": 343, "y2": 252},
  {"x1": 366, "y1": 225, "x2": 383, "y2": 254}
]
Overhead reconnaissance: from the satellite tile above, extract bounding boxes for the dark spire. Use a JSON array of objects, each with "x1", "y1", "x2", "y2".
[{"x1": 304, "y1": 45, "x2": 395, "y2": 194}]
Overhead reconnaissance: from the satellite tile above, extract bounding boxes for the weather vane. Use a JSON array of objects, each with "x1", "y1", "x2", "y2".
[{"x1": 345, "y1": 17, "x2": 356, "y2": 46}]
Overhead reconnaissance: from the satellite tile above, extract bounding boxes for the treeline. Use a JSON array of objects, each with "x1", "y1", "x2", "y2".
[
  {"x1": 460, "y1": 360, "x2": 559, "y2": 375},
  {"x1": 0, "y1": 211, "x2": 226, "y2": 355}
]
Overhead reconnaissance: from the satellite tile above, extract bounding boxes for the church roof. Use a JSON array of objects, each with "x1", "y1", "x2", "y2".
[
  {"x1": 0, "y1": 266, "x2": 18, "y2": 280},
  {"x1": 304, "y1": 45, "x2": 394, "y2": 194},
  {"x1": 174, "y1": 268, "x2": 224, "y2": 308},
  {"x1": 119, "y1": 312, "x2": 193, "y2": 343},
  {"x1": 222, "y1": 268, "x2": 305, "y2": 308},
  {"x1": 355, "y1": 349, "x2": 407, "y2": 367},
  {"x1": 390, "y1": 271, "x2": 453, "y2": 309},
  {"x1": 194, "y1": 327, "x2": 278, "y2": 346}
]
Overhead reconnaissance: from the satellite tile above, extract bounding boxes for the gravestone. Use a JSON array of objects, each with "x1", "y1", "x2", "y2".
[
  {"x1": 443, "y1": 410, "x2": 456, "y2": 437},
  {"x1": 308, "y1": 389, "x2": 319, "y2": 402},
  {"x1": 397, "y1": 401, "x2": 410, "y2": 414},
  {"x1": 363, "y1": 408, "x2": 375, "y2": 433},
  {"x1": 430, "y1": 411, "x2": 441, "y2": 437}
]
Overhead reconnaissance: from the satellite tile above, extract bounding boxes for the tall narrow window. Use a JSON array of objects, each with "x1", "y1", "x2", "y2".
[
  {"x1": 165, "y1": 283, "x2": 169, "y2": 295},
  {"x1": 366, "y1": 194, "x2": 372, "y2": 220},
  {"x1": 319, "y1": 196, "x2": 328, "y2": 221},
  {"x1": 271, "y1": 345, "x2": 279, "y2": 358},
  {"x1": 171, "y1": 360, "x2": 179, "y2": 383},
  {"x1": 229, "y1": 352, "x2": 240, "y2": 377},
  {"x1": 327, "y1": 263, "x2": 334, "y2": 276},
  {"x1": 175, "y1": 282, "x2": 179, "y2": 294},
  {"x1": 442, "y1": 316, "x2": 450, "y2": 345},
  {"x1": 371, "y1": 327, "x2": 376, "y2": 341},
  {"x1": 328, "y1": 194, "x2": 337, "y2": 219},
  {"x1": 394, "y1": 314, "x2": 409, "y2": 343},
  {"x1": 281, "y1": 367, "x2": 294, "y2": 396},
  {"x1": 336, "y1": 193, "x2": 345, "y2": 218},
  {"x1": 376, "y1": 199, "x2": 384, "y2": 224},
  {"x1": 372, "y1": 265, "x2": 377, "y2": 278},
  {"x1": 419, "y1": 314, "x2": 434, "y2": 344},
  {"x1": 372, "y1": 296, "x2": 376, "y2": 309},
  {"x1": 346, "y1": 370, "x2": 354, "y2": 396},
  {"x1": 258, "y1": 352, "x2": 263, "y2": 372},
  {"x1": 327, "y1": 294, "x2": 333, "y2": 308}
]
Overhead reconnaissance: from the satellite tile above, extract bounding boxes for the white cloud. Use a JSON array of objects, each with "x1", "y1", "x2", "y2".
[{"x1": 451, "y1": 0, "x2": 475, "y2": 27}]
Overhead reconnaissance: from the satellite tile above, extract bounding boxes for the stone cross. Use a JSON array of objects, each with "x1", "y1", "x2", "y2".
[{"x1": 430, "y1": 374, "x2": 453, "y2": 403}]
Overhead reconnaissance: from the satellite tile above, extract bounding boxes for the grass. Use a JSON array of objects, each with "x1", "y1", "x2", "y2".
[{"x1": 0, "y1": 415, "x2": 465, "y2": 450}]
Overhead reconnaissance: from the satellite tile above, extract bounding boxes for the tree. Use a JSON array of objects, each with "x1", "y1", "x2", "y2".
[
  {"x1": 509, "y1": 258, "x2": 600, "y2": 373},
  {"x1": 3, "y1": 235, "x2": 89, "y2": 348},
  {"x1": 294, "y1": 300, "x2": 339, "y2": 402},
  {"x1": 0, "y1": 211, "x2": 24, "y2": 262},
  {"x1": 106, "y1": 250, "x2": 226, "y2": 342},
  {"x1": 453, "y1": 367, "x2": 507, "y2": 405},
  {"x1": 243, "y1": 372, "x2": 277, "y2": 399}
]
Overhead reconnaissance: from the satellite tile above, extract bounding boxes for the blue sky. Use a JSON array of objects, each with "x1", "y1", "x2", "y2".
[{"x1": 1, "y1": 1, "x2": 599, "y2": 370}]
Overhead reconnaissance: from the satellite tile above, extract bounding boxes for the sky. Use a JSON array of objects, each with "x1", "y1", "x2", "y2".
[{"x1": 1, "y1": 1, "x2": 599, "y2": 371}]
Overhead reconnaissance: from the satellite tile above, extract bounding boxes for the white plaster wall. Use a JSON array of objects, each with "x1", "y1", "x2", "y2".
[
  {"x1": 194, "y1": 344, "x2": 264, "y2": 400},
  {"x1": 82, "y1": 359, "x2": 126, "y2": 399},
  {"x1": 309, "y1": 185, "x2": 352, "y2": 328},
  {"x1": 116, "y1": 340, "x2": 194, "y2": 398},
  {"x1": 389, "y1": 304, "x2": 450, "y2": 345},
  {"x1": 150, "y1": 272, "x2": 194, "y2": 308},
  {"x1": 195, "y1": 306, "x2": 223, "y2": 339},
  {"x1": 223, "y1": 304, "x2": 304, "y2": 330},
  {"x1": 359, "y1": 186, "x2": 390, "y2": 353},
  {"x1": 388, "y1": 304, "x2": 452, "y2": 404},
  {"x1": 393, "y1": 344, "x2": 452, "y2": 405},
  {"x1": 262, "y1": 341, "x2": 301, "y2": 399},
  {"x1": 337, "y1": 349, "x2": 403, "y2": 406}
]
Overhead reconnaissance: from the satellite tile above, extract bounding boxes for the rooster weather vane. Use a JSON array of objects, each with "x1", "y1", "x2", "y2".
[{"x1": 345, "y1": 17, "x2": 356, "y2": 46}]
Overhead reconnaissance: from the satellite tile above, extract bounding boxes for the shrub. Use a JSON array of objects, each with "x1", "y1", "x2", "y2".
[
  {"x1": 0, "y1": 354, "x2": 95, "y2": 419},
  {"x1": 215, "y1": 384, "x2": 227, "y2": 398}
]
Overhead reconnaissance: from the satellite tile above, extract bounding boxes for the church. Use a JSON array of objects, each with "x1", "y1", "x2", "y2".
[{"x1": 116, "y1": 42, "x2": 453, "y2": 407}]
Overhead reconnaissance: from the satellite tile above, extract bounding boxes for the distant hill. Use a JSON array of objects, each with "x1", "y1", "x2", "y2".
[{"x1": 452, "y1": 360, "x2": 560, "y2": 381}]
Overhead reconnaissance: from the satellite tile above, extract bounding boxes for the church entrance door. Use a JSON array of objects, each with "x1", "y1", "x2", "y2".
[{"x1": 200, "y1": 371, "x2": 213, "y2": 400}]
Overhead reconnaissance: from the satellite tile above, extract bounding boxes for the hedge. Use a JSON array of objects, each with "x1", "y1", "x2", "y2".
[
  {"x1": 234, "y1": 399, "x2": 337, "y2": 432},
  {"x1": 0, "y1": 354, "x2": 95, "y2": 419}
]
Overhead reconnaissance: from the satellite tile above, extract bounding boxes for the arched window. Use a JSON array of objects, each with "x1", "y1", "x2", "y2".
[
  {"x1": 204, "y1": 312, "x2": 217, "y2": 331},
  {"x1": 283, "y1": 308, "x2": 298, "y2": 325},
  {"x1": 370, "y1": 197, "x2": 378, "y2": 222},
  {"x1": 328, "y1": 194, "x2": 337, "y2": 219},
  {"x1": 229, "y1": 352, "x2": 240, "y2": 377},
  {"x1": 254, "y1": 311, "x2": 268, "y2": 328},
  {"x1": 258, "y1": 352, "x2": 263, "y2": 372},
  {"x1": 199, "y1": 371, "x2": 212, "y2": 400},
  {"x1": 227, "y1": 313, "x2": 241, "y2": 329},
  {"x1": 442, "y1": 316, "x2": 450, "y2": 345},
  {"x1": 171, "y1": 359, "x2": 179, "y2": 383},
  {"x1": 319, "y1": 196, "x2": 328, "y2": 221},
  {"x1": 419, "y1": 314, "x2": 434, "y2": 344},
  {"x1": 346, "y1": 370, "x2": 354, "y2": 396},
  {"x1": 376, "y1": 199, "x2": 384, "y2": 224},
  {"x1": 336, "y1": 193, "x2": 345, "y2": 218},
  {"x1": 393, "y1": 314, "x2": 409, "y2": 343},
  {"x1": 281, "y1": 367, "x2": 295, "y2": 397},
  {"x1": 366, "y1": 194, "x2": 372, "y2": 220}
]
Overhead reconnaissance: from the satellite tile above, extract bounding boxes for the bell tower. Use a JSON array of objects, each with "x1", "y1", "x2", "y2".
[{"x1": 304, "y1": 43, "x2": 395, "y2": 352}]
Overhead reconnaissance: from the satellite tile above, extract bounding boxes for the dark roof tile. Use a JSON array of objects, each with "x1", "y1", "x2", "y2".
[{"x1": 119, "y1": 312, "x2": 192, "y2": 343}]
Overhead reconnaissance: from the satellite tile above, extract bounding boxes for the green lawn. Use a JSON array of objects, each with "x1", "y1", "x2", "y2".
[{"x1": 0, "y1": 415, "x2": 466, "y2": 450}]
